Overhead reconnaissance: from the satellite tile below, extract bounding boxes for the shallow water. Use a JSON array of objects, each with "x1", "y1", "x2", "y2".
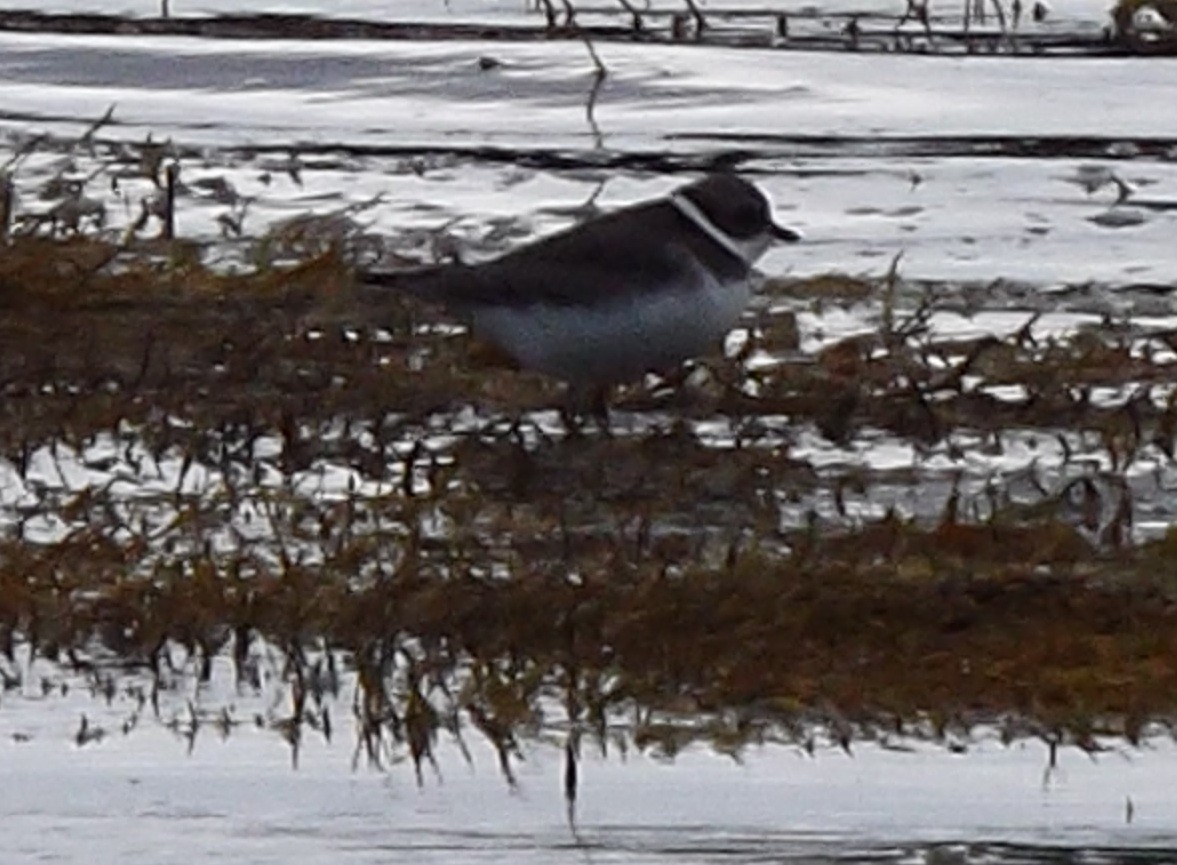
[
  {"x1": 1, "y1": 3, "x2": 1176, "y2": 862},
  {"x1": 1, "y1": 30, "x2": 1175, "y2": 286},
  {"x1": 2, "y1": 654, "x2": 1177, "y2": 865}
]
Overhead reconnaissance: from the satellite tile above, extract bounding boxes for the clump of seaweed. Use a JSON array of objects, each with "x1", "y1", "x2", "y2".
[{"x1": 1, "y1": 128, "x2": 1176, "y2": 822}]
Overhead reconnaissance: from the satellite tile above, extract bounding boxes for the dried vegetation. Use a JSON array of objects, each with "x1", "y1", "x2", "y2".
[{"x1": 1, "y1": 134, "x2": 1177, "y2": 799}]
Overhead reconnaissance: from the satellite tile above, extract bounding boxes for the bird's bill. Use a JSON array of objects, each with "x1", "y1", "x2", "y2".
[{"x1": 771, "y1": 221, "x2": 802, "y2": 242}]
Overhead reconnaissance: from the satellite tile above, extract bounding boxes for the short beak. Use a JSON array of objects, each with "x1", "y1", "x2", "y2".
[{"x1": 772, "y1": 221, "x2": 802, "y2": 242}]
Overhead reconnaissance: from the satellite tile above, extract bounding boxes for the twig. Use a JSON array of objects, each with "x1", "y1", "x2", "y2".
[
  {"x1": 579, "y1": 30, "x2": 608, "y2": 148},
  {"x1": 0, "y1": 171, "x2": 13, "y2": 243},
  {"x1": 163, "y1": 160, "x2": 178, "y2": 240},
  {"x1": 581, "y1": 27, "x2": 608, "y2": 75},
  {"x1": 79, "y1": 103, "x2": 116, "y2": 158},
  {"x1": 683, "y1": 0, "x2": 707, "y2": 32},
  {"x1": 616, "y1": 0, "x2": 643, "y2": 30}
]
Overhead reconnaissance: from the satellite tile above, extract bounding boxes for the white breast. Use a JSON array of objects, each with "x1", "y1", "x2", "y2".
[{"x1": 470, "y1": 270, "x2": 751, "y2": 385}]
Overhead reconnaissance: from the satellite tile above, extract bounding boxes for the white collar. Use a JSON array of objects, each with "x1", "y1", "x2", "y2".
[{"x1": 669, "y1": 191, "x2": 748, "y2": 264}]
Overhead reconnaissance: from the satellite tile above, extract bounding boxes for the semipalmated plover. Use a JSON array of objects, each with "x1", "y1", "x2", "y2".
[{"x1": 361, "y1": 173, "x2": 800, "y2": 411}]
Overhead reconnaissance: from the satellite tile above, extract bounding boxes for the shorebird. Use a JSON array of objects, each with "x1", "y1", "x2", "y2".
[{"x1": 361, "y1": 173, "x2": 800, "y2": 422}]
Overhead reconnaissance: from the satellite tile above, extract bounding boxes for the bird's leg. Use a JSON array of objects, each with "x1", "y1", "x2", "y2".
[
  {"x1": 588, "y1": 385, "x2": 611, "y2": 431},
  {"x1": 560, "y1": 383, "x2": 612, "y2": 436},
  {"x1": 558, "y1": 401, "x2": 582, "y2": 437},
  {"x1": 561, "y1": 0, "x2": 577, "y2": 26}
]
